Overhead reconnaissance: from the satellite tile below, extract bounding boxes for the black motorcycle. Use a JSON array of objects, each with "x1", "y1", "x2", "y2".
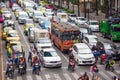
[
  {"x1": 34, "y1": 63, "x2": 41, "y2": 75},
  {"x1": 18, "y1": 64, "x2": 25, "y2": 75},
  {"x1": 7, "y1": 66, "x2": 14, "y2": 79}
]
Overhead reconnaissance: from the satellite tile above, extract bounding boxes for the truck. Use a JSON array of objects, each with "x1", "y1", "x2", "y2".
[
  {"x1": 28, "y1": 27, "x2": 49, "y2": 43},
  {"x1": 100, "y1": 19, "x2": 120, "y2": 41}
]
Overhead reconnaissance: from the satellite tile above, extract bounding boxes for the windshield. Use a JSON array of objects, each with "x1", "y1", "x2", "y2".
[
  {"x1": 104, "y1": 44, "x2": 112, "y2": 50},
  {"x1": 35, "y1": 13, "x2": 43, "y2": 17},
  {"x1": 44, "y1": 51, "x2": 58, "y2": 57},
  {"x1": 19, "y1": 14, "x2": 28, "y2": 18},
  {"x1": 26, "y1": 20, "x2": 33, "y2": 23},
  {"x1": 38, "y1": 39, "x2": 51, "y2": 44},
  {"x1": 61, "y1": 15, "x2": 67, "y2": 18},
  {"x1": 3, "y1": 11, "x2": 11, "y2": 14},
  {"x1": 7, "y1": 33, "x2": 18, "y2": 37},
  {"x1": 70, "y1": 15, "x2": 77, "y2": 17},
  {"x1": 90, "y1": 22, "x2": 98, "y2": 25},
  {"x1": 89, "y1": 38, "x2": 97, "y2": 43},
  {"x1": 77, "y1": 17, "x2": 85, "y2": 21},
  {"x1": 113, "y1": 27, "x2": 120, "y2": 32},
  {"x1": 4, "y1": 28, "x2": 12, "y2": 32},
  {"x1": 78, "y1": 48, "x2": 91, "y2": 54}
]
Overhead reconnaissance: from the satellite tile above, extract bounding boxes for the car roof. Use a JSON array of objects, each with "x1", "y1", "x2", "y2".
[
  {"x1": 88, "y1": 20, "x2": 98, "y2": 22},
  {"x1": 84, "y1": 34, "x2": 97, "y2": 38},
  {"x1": 8, "y1": 30, "x2": 17, "y2": 33},
  {"x1": 74, "y1": 43, "x2": 89, "y2": 49},
  {"x1": 42, "y1": 48, "x2": 55, "y2": 52}
]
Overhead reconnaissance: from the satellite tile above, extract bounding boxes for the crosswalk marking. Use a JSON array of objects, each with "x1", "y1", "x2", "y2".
[
  {"x1": 26, "y1": 75, "x2": 33, "y2": 80},
  {"x1": 35, "y1": 75, "x2": 42, "y2": 80},
  {"x1": 100, "y1": 71, "x2": 111, "y2": 80},
  {"x1": 63, "y1": 73, "x2": 72, "y2": 80},
  {"x1": 107, "y1": 71, "x2": 117, "y2": 77},
  {"x1": 53, "y1": 74, "x2": 62, "y2": 80},
  {"x1": 45, "y1": 74, "x2": 51, "y2": 80},
  {"x1": 17, "y1": 76, "x2": 22, "y2": 80},
  {"x1": 6, "y1": 78, "x2": 12, "y2": 80},
  {"x1": 115, "y1": 70, "x2": 120, "y2": 74},
  {"x1": 71, "y1": 73, "x2": 79, "y2": 80}
]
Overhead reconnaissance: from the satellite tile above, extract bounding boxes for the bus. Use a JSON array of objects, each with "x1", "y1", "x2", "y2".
[
  {"x1": 50, "y1": 22, "x2": 80, "y2": 53},
  {"x1": 9, "y1": 0, "x2": 18, "y2": 8}
]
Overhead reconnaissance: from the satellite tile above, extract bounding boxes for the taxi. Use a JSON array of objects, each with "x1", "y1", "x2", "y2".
[
  {"x1": 0, "y1": 7, "x2": 8, "y2": 14},
  {"x1": 2, "y1": 27, "x2": 13, "y2": 39},
  {"x1": 24, "y1": 19, "x2": 35, "y2": 36},
  {"x1": 39, "y1": 1, "x2": 47, "y2": 6},
  {"x1": 6, "y1": 30, "x2": 20, "y2": 43},
  {"x1": 14, "y1": 9, "x2": 23, "y2": 20}
]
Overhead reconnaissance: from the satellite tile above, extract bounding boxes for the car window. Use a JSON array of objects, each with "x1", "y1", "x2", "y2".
[
  {"x1": 104, "y1": 44, "x2": 112, "y2": 50},
  {"x1": 44, "y1": 51, "x2": 57, "y2": 57},
  {"x1": 73, "y1": 46, "x2": 78, "y2": 52},
  {"x1": 78, "y1": 48, "x2": 91, "y2": 54},
  {"x1": 7, "y1": 33, "x2": 18, "y2": 37},
  {"x1": 84, "y1": 37, "x2": 89, "y2": 42}
]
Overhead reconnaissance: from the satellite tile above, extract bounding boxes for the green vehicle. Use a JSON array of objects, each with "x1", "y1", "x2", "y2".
[{"x1": 100, "y1": 20, "x2": 120, "y2": 41}]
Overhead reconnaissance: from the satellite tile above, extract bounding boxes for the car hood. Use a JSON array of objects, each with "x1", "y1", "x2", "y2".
[
  {"x1": 90, "y1": 25, "x2": 99, "y2": 28},
  {"x1": 4, "y1": 14, "x2": 11, "y2": 17},
  {"x1": 44, "y1": 56, "x2": 61, "y2": 62},
  {"x1": 78, "y1": 54, "x2": 94, "y2": 58}
]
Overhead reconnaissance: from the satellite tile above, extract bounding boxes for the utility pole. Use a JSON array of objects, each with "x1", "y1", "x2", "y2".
[
  {"x1": 95, "y1": 0, "x2": 98, "y2": 15},
  {"x1": 84, "y1": 0, "x2": 86, "y2": 18},
  {"x1": 88, "y1": 0, "x2": 89, "y2": 21},
  {"x1": 78, "y1": 0, "x2": 80, "y2": 16}
]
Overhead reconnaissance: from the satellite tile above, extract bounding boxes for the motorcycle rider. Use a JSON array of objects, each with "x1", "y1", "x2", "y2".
[
  {"x1": 108, "y1": 59, "x2": 115, "y2": 71},
  {"x1": 68, "y1": 53, "x2": 75, "y2": 71},
  {"x1": 78, "y1": 72, "x2": 89, "y2": 80},
  {"x1": 32, "y1": 56, "x2": 41, "y2": 74},
  {"x1": 93, "y1": 50, "x2": 99, "y2": 63},
  {"x1": 6, "y1": 59, "x2": 14, "y2": 75}
]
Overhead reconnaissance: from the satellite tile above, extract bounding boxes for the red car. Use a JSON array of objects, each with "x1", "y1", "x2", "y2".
[
  {"x1": 0, "y1": 14, "x2": 4, "y2": 23},
  {"x1": 45, "y1": 4, "x2": 57, "y2": 10}
]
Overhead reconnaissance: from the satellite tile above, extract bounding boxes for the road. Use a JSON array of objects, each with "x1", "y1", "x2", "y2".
[{"x1": 1, "y1": 4, "x2": 120, "y2": 80}]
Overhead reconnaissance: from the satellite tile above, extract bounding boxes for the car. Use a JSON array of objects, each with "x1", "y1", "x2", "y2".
[
  {"x1": 86, "y1": 20, "x2": 99, "y2": 31},
  {"x1": 27, "y1": 9, "x2": 34, "y2": 18},
  {"x1": 24, "y1": 19, "x2": 35, "y2": 36},
  {"x1": 57, "y1": 12, "x2": 68, "y2": 22},
  {"x1": 38, "y1": 17, "x2": 49, "y2": 25},
  {"x1": 39, "y1": 48, "x2": 62, "y2": 67},
  {"x1": 45, "y1": 4, "x2": 56, "y2": 10},
  {"x1": 2, "y1": 27, "x2": 13, "y2": 40},
  {"x1": 83, "y1": 35, "x2": 98, "y2": 48},
  {"x1": 67, "y1": 20, "x2": 76, "y2": 26},
  {"x1": 0, "y1": 14, "x2": 4, "y2": 23},
  {"x1": 3, "y1": 20, "x2": 14, "y2": 27},
  {"x1": 2, "y1": 10, "x2": 12, "y2": 19},
  {"x1": 44, "y1": 12, "x2": 54, "y2": 20},
  {"x1": 0, "y1": 7, "x2": 8, "y2": 14},
  {"x1": 77, "y1": 24, "x2": 92, "y2": 40},
  {"x1": 6, "y1": 30, "x2": 20, "y2": 43},
  {"x1": 74, "y1": 17, "x2": 87, "y2": 25},
  {"x1": 35, "y1": 38, "x2": 53, "y2": 52},
  {"x1": 68, "y1": 14, "x2": 77, "y2": 21},
  {"x1": 33, "y1": 11, "x2": 44, "y2": 22},
  {"x1": 71, "y1": 43, "x2": 95, "y2": 65},
  {"x1": 12, "y1": 3, "x2": 19, "y2": 12},
  {"x1": 14, "y1": 8, "x2": 23, "y2": 20},
  {"x1": 40, "y1": 19, "x2": 51, "y2": 29},
  {"x1": 96, "y1": 41, "x2": 120, "y2": 60},
  {"x1": 18, "y1": 11, "x2": 29, "y2": 24}
]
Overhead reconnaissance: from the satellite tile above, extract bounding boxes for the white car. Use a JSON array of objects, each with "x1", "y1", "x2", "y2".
[
  {"x1": 71, "y1": 43, "x2": 95, "y2": 65},
  {"x1": 40, "y1": 48, "x2": 62, "y2": 67},
  {"x1": 35, "y1": 38, "x2": 52, "y2": 51},
  {"x1": 86, "y1": 20, "x2": 99, "y2": 31},
  {"x1": 75, "y1": 17, "x2": 87, "y2": 25},
  {"x1": 33, "y1": 11, "x2": 44, "y2": 22},
  {"x1": 68, "y1": 14, "x2": 77, "y2": 21},
  {"x1": 18, "y1": 11, "x2": 29, "y2": 24},
  {"x1": 83, "y1": 35, "x2": 98, "y2": 48},
  {"x1": 12, "y1": 3, "x2": 19, "y2": 11},
  {"x1": 2, "y1": 11, "x2": 12, "y2": 19},
  {"x1": 44, "y1": 12, "x2": 54, "y2": 20}
]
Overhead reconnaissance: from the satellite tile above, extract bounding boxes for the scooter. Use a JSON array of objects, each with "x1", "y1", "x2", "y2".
[
  {"x1": 18, "y1": 64, "x2": 25, "y2": 75},
  {"x1": 34, "y1": 63, "x2": 41, "y2": 75},
  {"x1": 69, "y1": 59, "x2": 75, "y2": 72},
  {"x1": 7, "y1": 66, "x2": 14, "y2": 79}
]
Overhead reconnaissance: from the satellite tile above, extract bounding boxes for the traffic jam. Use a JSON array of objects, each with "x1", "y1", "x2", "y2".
[{"x1": 0, "y1": 0, "x2": 120, "y2": 80}]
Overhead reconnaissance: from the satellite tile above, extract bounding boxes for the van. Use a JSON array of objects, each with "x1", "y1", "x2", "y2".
[
  {"x1": 57, "y1": 12, "x2": 68, "y2": 22},
  {"x1": 18, "y1": 11, "x2": 29, "y2": 24}
]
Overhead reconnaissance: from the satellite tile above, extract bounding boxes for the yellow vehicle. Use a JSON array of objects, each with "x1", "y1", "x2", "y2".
[
  {"x1": 39, "y1": 1, "x2": 47, "y2": 6},
  {"x1": 24, "y1": 19, "x2": 35, "y2": 36},
  {"x1": 6, "y1": 30, "x2": 20, "y2": 43},
  {"x1": 0, "y1": 7, "x2": 8, "y2": 14},
  {"x1": 2, "y1": 27, "x2": 13, "y2": 39},
  {"x1": 7, "y1": 40, "x2": 25, "y2": 58},
  {"x1": 14, "y1": 10, "x2": 23, "y2": 20}
]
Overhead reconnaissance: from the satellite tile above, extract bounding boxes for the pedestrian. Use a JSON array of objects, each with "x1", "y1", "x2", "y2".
[
  {"x1": 91, "y1": 45, "x2": 97, "y2": 51},
  {"x1": 93, "y1": 50, "x2": 99, "y2": 64}
]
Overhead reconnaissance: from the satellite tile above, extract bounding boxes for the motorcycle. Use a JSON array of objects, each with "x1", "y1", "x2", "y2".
[
  {"x1": 69, "y1": 59, "x2": 75, "y2": 72},
  {"x1": 18, "y1": 64, "x2": 25, "y2": 75},
  {"x1": 34, "y1": 63, "x2": 40, "y2": 75},
  {"x1": 7, "y1": 66, "x2": 14, "y2": 79}
]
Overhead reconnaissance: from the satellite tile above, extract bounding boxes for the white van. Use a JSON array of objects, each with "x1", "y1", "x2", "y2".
[
  {"x1": 57, "y1": 12, "x2": 68, "y2": 22},
  {"x1": 18, "y1": 11, "x2": 29, "y2": 24}
]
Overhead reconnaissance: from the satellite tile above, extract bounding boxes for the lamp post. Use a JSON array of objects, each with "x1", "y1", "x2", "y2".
[
  {"x1": 78, "y1": 0, "x2": 80, "y2": 16},
  {"x1": 84, "y1": 0, "x2": 86, "y2": 18},
  {"x1": 95, "y1": 0, "x2": 98, "y2": 15}
]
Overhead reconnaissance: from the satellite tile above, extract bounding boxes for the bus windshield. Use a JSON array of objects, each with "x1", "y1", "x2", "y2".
[{"x1": 113, "y1": 27, "x2": 120, "y2": 32}]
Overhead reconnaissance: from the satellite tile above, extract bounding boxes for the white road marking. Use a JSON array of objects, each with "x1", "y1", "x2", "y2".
[
  {"x1": 71, "y1": 73, "x2": 79, "y2": 80},
  {"x1": 45, "y1": 74, "x2": 51, "y2": 80},
  {"x1": 35, "y1": 75, "x2": 42, "y2": 80},
  {"x1": 26, "y1": 75, "x2": 33, "y2": 80},
  {"x1": 53, "y1": 74, "x2": 62, "y2": 80},
  {"x1": 63, "y1": 73, "x2": 72, "y2": 80},
  {"x1": 99, "y1": 71, "x2": 111, "y2": 80},
  {"x1": 17, "y1": 76, "x2": 22, "y2": 80}
]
